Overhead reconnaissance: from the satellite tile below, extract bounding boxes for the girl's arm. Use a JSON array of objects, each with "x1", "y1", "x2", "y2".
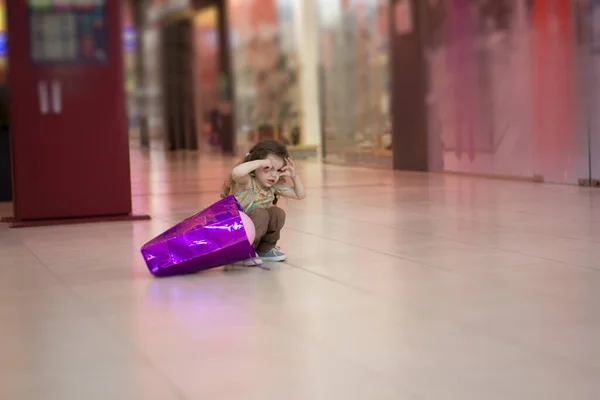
[
  {"x1": 232, "y1": 159, "x2": 272, "y2": 187},
  {"x1": 279, "y1": 175, "x2": 306, "y2": 200}
]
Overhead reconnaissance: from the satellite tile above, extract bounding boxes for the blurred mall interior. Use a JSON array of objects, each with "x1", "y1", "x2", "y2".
[{"x1": 1, "y1": 1, "x2": 600, "y2": 399}]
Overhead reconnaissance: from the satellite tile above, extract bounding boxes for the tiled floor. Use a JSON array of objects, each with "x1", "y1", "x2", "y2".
[{"x1": 2, "y1": 147, "x2": 600, "y2": 399}]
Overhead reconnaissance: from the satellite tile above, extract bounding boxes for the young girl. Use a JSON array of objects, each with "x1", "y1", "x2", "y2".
[{"x1": 223, "y1": 139, "x2": 306, "y2": 265}]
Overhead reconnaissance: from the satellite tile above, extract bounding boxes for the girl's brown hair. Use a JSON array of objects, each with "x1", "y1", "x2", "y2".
[{"x1": 222, "y1": 139, "x2": 290, "y2": 204}]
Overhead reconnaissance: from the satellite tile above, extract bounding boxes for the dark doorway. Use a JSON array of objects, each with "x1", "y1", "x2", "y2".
[{"x1": 160, "y1": 0, "x2": 235, "y2": 154}]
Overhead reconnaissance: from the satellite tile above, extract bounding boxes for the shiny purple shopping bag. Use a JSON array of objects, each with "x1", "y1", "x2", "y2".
[{"x1": 141, "y1": 196, "x2": 256, "y2": 277}]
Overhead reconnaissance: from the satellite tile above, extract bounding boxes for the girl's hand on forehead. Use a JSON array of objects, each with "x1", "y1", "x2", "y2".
[{"x1": 281, "y1": 157, "x2": 297, "y2": 178}]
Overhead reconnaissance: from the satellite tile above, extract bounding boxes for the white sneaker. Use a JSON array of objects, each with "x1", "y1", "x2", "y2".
[
  {"x1": 257, "y1": 248, "x2": 287, "y2": 262},
  {"x1": 233, "y1": 258, "x2": 263, "y2": 267}
]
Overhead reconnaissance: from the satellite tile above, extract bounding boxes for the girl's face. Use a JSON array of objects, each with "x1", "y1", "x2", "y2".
[{"x1": 255, "y1": 154, "x2": 285, "y2": 188}]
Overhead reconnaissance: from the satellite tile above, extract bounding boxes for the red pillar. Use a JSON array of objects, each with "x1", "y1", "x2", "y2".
[{"x1": 4, "y1": 1, "x2": 149, "y2": 227}]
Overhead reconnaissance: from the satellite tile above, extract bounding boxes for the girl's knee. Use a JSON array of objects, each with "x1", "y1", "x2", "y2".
[{"x1": 268, "y1": 207, "x2": 286, "y2": 226}]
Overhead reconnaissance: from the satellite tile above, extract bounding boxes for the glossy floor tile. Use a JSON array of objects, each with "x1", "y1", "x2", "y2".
[{"x1": 1, "y1": 147, "x2": 600, "y2": 399}]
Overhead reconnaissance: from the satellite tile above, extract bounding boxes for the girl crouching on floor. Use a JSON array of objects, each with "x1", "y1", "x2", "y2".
[{"x1": 222, "y1": 139, "x2": 306, "y2": 266}]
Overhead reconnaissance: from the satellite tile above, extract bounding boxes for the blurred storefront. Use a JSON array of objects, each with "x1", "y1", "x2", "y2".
[
  {"x1": 420, "y1": 0, "x2": 599, "y2": 185},
  {"x1": 149, "y1": 0, "x2": 317, "y2": 155},
  {"x1": 226, "y1": 0, "x2": 390, "y2": 164},
  {"x1": 317, "y1": 0, "x2": 392, "y2": 168},
  {"x1": 141, "y1": 0, "x2": 600, "y2": 184},
  {"x1": 133, "y1": 0, "x2": 390, "y2": 165},
  {"x1": 227, "y1": 0, "x2": 316, "y2": 156}
]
